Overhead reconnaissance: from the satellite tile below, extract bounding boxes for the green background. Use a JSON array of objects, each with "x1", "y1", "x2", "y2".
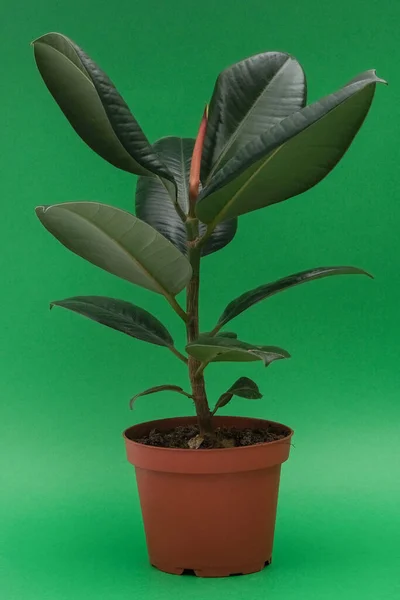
[{"x1": 1, "y1": 0, "x2": 399, "y2": 598}]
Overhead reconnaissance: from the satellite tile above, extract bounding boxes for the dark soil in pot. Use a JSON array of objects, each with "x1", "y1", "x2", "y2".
[{"x1": 130, "y1": 423, "x2": 290, "y2": 449}]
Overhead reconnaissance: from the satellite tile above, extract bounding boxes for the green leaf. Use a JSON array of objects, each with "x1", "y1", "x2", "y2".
[
  {"x1": 201, "y1": 331, "x2": 238, "y2": 338},
  {"x1": 217, "y1": 266, "x2": 372, "y2": 327},
  {"x1": 136, "y1": 136, "x2": 237, "y2": 256},
  {"x1": 202, "y1": 51, "x2": 306, "y2": 181},
  {"x1": 216, "y1": 331, "x2": 238, "y2": 338},
  {"x1": 212, "y1": 377, "x2": 262, "y2": 415},
  {"x1": 227, "y1": 376, "x2": 263, "y2": 399},
  {"x1": 212, "y1": 392, "x2": 233, "y2": 414},
  {"x1": 186, "y1": 335, "x2": 290, "y2": 365},
  {"x1": 129, "y1": 385, "x2": 193, "y2": 409},
  {"x1": 36, "y1": 202, "x2": 192, "y2": 296},
  {"x1": 32, "y1": 33, "x2": 173, "y2": 180},
  {"x1": 197, "y1": 70, "x2": 386, "y2": 225},
  {"x1": 50, "y1": 296, "x2": 174, "y2": 347}
]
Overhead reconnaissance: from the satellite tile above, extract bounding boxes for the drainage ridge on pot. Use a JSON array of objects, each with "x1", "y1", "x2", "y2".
[{"x1": 123, "y1": 415, "x2": 293, "y2": 577}]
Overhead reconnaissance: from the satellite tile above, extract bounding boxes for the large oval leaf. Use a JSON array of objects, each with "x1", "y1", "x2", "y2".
[
  {"x1": 197, "y1": 71, "x2": 386, "y2": 225},
  {"x1": 50, "y1": 296, "x2": 174, "y2": 346},
  {"x1": 32, "y1": 33, "x2": 173, "y2": 181},
  {"x1": 201, "y1": 51, "x2": 306, "y2": 181},
  {"x1": 186, "y1": 335, "x2": 290, "y2": 365},
  {"x1": 36, "y1": 202, "x2": 192, "y2": 296},
  {"x1": 136, "y1": 136, "x2": 237, "y2": 256},
  {"x1": 217, "y1": 266, "x2": 372, "y2": 328}
]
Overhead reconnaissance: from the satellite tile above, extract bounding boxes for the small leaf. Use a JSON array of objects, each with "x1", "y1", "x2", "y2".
[
  {"x1": 228, "y1": 377, "x2": 262, "y2": 399},
  {"x1": 50, "y1": 296, "x2": 174, "y2": 347},
  {"x1": 217, "y1": 266, "x2": 372, "y2": 327},
  {"x1": 212, "y1": 392, "x2": 233, "y2": 415},
  {"x1": 201, "y1": 331, "x2": 238, "y2": 339},
  {"x1": 212, "y1": 377, "x2": 262, "y2": 415},
  {"x1": 33, "y1": 33, "x2": 173, "y2": 180},
  {"x1": 129, "y1": 385, "x2": 193, "y2": 409},
  {"x1": 186, "y1": 335, "x2": 290, "y2": 365},
  {"x1": 36, "y1": 202, "x2": 192, "y2": 296}
]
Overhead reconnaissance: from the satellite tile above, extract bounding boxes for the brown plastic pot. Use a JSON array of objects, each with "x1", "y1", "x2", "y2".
[{"x1": 123, "y1": 415, "x2": 293, "y2": 578}]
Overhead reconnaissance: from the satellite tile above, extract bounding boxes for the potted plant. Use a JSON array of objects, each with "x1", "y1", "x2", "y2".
[{"x1": 32, "y1": 32, "x2": 385, "y2": 577}]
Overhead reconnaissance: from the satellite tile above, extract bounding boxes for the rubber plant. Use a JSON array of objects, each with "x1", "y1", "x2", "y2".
[
  {"x1": 33, "y1": 33, "x2": 385, "y2": 441},
  {"x1": 32, "y1": 33, "x2": 385, "y2": 577}
]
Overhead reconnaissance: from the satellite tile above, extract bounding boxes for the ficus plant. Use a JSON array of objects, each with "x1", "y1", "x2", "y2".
[{"x1": 33, "y1": 33, "x2": 385, "y2": 446}]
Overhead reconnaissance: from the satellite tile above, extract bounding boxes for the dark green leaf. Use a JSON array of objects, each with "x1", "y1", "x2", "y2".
[
  {"x1": 227, "y1": 376, "x2": 262, "y2": 399},
  {"x1": 36, "y1": 202, "x2": 192, "y2": 296},
  {"x1": 50, "y1": 296, "x2": 174, "y2": 347},
  {"x1": 136, "y1": 136, "x2": 237, "y2": 256},
  {"x1": 202, "y1": 51, "x2": 306, "y2": 181},
  {"x1": 212, "y1": 377, "x2": 262, "y2": 415},
  {"x1": 216, "y1": 331, "x2": 238, "y2": 338},
  {"x1": 201, "y1": 331, "x2": 238, "y2": 338},
  {"x1": 212, "y1": 392, "x2": 233, "y2": 414},
  {"x1": 32, "y1": 33, "x2": 173, "y2": 181},
  {"x1": 197, "y1": 71, "x2": 386, "y2": 224},
  {"x1": 217, "y1": 266, "x2": 372, "y2": 327},
  {"x1": 129, "y1": 385, "x2": 193, "y2": 409},
  {"x1": 186, "y1": 335, "x2": 290, "y2": 365}
]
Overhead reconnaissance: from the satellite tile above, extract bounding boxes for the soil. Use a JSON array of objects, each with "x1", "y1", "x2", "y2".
[{"x1": 133, "y1": 424, "x2": 290, "y2": 449}]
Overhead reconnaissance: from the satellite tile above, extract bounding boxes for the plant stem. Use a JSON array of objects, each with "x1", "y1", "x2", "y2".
[
  {"x1": 186, "y1": 223, "x2": 213, "y2": 436},
  {"x1": 185, "y1": 106, "x2": 213, "y2": 436}
]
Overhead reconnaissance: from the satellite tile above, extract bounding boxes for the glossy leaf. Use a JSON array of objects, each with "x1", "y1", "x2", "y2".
[
  {"x1": 202, "y1": 51, "x2": 306, "y2": 180},
  {"x1": 197, "y1": 71, "x2": 386, "y2": 225},
  {"x1": 217, "y1": 266, "x2": 372, "y2": 327},
  {"x1": 212, "y1": 377, "x2": 262, "y2": 415},
  {"x1": 129, "y1": 385, "x2": 193, "y2": 409},
  {"x1": 136, "y1": 136, "x2": 237, "y2": 256},
  {"x1": 36, "y1": 202, "x2": 192, "y2": 296},
  {"x1": 33, "y1": 33, "x2": 173, "y2": 181},
  {"x1": 186, "y1": 335, "x2": 290, "y2": 365},
  {"x1": 227, "y1": 376, "x2": 263, "y2": 399},
  {"x1": 50, "y1": 296, "x2": 174, "y2": 347}
]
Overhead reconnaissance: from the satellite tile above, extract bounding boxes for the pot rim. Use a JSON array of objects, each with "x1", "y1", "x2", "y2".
[{"x1": 123, "y1": 415, "x2": 294, "y2": 454}]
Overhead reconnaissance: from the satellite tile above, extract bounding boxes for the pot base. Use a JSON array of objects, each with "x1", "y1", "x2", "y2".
[{"x1": 152, "y1": 558, "x2": 272, "y2": 578}]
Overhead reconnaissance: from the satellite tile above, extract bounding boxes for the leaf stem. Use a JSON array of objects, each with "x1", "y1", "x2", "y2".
[
  {"x1": 166, "y1": 295, "x2": 188, "y2": 322},
  {"x1": 208, "y1": 323, "x2": 223, "y2": 336},
  {"x1": 194, "y1": 361, "x2": 209, "y2": 378},
  {"x1": 169, "y1": 346, "x2": 189, "y2": 364},
  {"x1": 159, "y1": 177, "x2": 187, "y2": 224},
  {"x1": 196, "y1": 222, "x2": 215, "y2": 250}
]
